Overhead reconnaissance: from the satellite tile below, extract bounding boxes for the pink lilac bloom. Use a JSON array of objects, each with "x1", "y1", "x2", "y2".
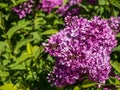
[
  {"x1": 43, "y1": 16, "x2": 119, "y2": 87},
  {"x1": 13, "y1": 0, "x2": 34, "y2": 19}
]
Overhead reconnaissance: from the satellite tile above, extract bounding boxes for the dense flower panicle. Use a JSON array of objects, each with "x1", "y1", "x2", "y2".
[
  {"x1": 13, "y1": 0, "x2": 34, "y2": 19},
  {"x1": 43, "y1": 16, "x2": 118, "y2": 87},
  {"x1": 41, "y1": 0, "x2": 63, "y2": 13},
  {"x1": 57, "y1": 0, "x2": 82, "y2": 16},
  {"x1": 108, "y1": 17, "x2": 120, "y2": 33}
]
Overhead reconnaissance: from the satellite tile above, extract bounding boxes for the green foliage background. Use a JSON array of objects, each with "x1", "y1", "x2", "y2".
[{"x1": 0, "y1": 0, "x2": 120, "y2": 90}]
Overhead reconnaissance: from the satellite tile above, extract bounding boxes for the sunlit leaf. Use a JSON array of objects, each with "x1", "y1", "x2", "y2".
[
  {"x1": 0, "y1": 84, "x2": 17, "y2": 90},
  {"x1": 27, "y1": 43, "x2": 33, "y2": 55},
  {"x1": 74, "y1": 86, "x2": 79, "y2": 90},
  {"x1": 0, "y1": 71, "x2": 9, "y2": 77},
  {"x1": 41, "y1": 29, "x2": 58, "y2": 35}
]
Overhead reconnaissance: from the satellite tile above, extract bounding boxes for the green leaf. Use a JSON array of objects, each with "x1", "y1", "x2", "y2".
[
  {"x1": 10, "y1": 64, "x2": 26, "y2": 70},
  {"x1": 7, "y1": 20, "x2": 30, "y2": 39},
  {"x1": 16, "y1": 0, "x2": 27, "y2": 5},
  {"x1": 27, "y1": 43, "x2": 33, "y2": 55},
  {"x1": 41, "y1": 29, "x2": 58, "y2": 35},
  {"x1": 14, "y1": 38, "x2": 33, "y2": 54},
  {"x1": 98, "y1": 0, "x2": 109, "y2": 5},
  {"x1": 81, "y1": 83, "x2": 98, "y2": 88},
  {"x1": 32, "y1": 46, "x2": 41, "y2": 59},
  {"x1": 0, "y1": 65, "x2": 7, "y2": 70},
  {"x1": 0, "y1": 3, "x2": 8, "y2": 8},
  {"x1": 0, "y1": 71, "x2": 9, "y2": 77},
  {"x1": 54, "y1": 20, "x2": 64, "y2": 25},
  {"x1": 0, "y1": 84, "x2": 17, "y2": 90},
  {"x1": 111, "y1": 61, "x2": 120, "y2": 73},
  {"x1": 9, "y1": 52, "x2": 32, "y2": 67},
  {"x1": 116, "y1": 33, "x2": 120, "y2": 37},
  {"x1": 0, "y1": 42, "x2": 5, "y2": 56},
  {"x1": 112, "y1": 45, "x2": 120, "y2": 52},
  {"x1": 74, "y1": 86, "x2": 79, "y2": 90},
  {"x1": 10, "y1": 0, "x2": 16, "y2": 5}
]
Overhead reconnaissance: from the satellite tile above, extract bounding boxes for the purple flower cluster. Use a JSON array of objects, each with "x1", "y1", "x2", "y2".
[
  {"x1": 57, "y1": 0, "x2": 82, "y2": 16},
  {"x1": 13, "y1": 0, "x2": 34, "y2": 19},
  {"x1": 43, "y1": 16, "x2": 119, "y2": 87},
  {"x1": 41, "y1": 0, "x2": 63, "y2": 13},
  {"x1": 13, "y1": 0, "x2": 98, "y2": 18},
  {"x1": 41, "y1": 0, "x2": 82, "y2": 16},
  {"x1": 108, "y1": 17, "x2": 120, "y2": 33}
]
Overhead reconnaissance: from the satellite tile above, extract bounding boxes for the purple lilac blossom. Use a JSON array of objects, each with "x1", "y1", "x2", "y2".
[
  {"x1": 41, "y1": 0, "x2": 63, "y2": 13},
  {"x1": 13, "y1": 0, "x2": 35, "y2": 19},
  {"x1": 108, "y1": 17, "x2": 120, "y2": 34},
  {"x1": 43, "y1": 16, "x2": 119, "y2": 87},
  {"x1": 57, "y1": 0, "x2": 82, "y2": 16},
  {"x1": 41, "y1": 0, "x2": 82, "y2": 15}
]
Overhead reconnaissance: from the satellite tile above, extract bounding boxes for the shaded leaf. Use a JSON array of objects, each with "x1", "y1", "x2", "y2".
[
  {"x1": 14, "y1": 38, "x2": 33, "y2": 54},
  {"x1": 9, "y1": 52, "x2": 32, "y2": 67},
  {"x1": 112, "y1": 45, "x2": 120, "y2": 52},
  {"x1": 82, "y1": 83, "x2": 98, "y2": 88},
  {"x1": 111, "y1": 61, "x2": 120, "y2": 73},
  {"x1": 7, "y1": 20, "x2": 30, "y2": 39}
]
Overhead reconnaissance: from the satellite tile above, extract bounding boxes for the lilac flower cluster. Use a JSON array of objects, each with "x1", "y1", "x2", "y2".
[
  {"x1": 13, "y1": 0, "x2": 98, "y2": 18},
  {"x1": 43, "y1": 16, "x2": 119, "y2": 87},
  {"x1": 108, "y1": 17, "x2": 120, "y2": 33},
  {"x1": 13, "y1": 0, "x2": 34, "y2": 19},
  {"x1": 57, "y1": 0, "x2": 82, "y2": 16},
  {"x1": 41, "y1": 0, "x2": 82, "y2": 14},
  {"x1": 41, "y1": 0, "x2": 97, "y2": 16},
  {"x1": 41, "y1": 0, "x2": 63, "y2": 13}
]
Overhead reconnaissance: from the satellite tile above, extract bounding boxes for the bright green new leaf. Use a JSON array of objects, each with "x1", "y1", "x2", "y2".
[
  {"x1": 41, "y1": 29, "x2": 58, "y2": 35},
  {"x1": 74, "y1": 86, "x2": 79, "y2": 90},
  {"x1": 27, "y1": 43, "x2": 33, "y2": 55},
  {"x1": 32, "y1": 46, "x2": 41, "y2": 59},
  {"x1": 0, "y1": 84, "x2": 17, "y2": 90}
]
